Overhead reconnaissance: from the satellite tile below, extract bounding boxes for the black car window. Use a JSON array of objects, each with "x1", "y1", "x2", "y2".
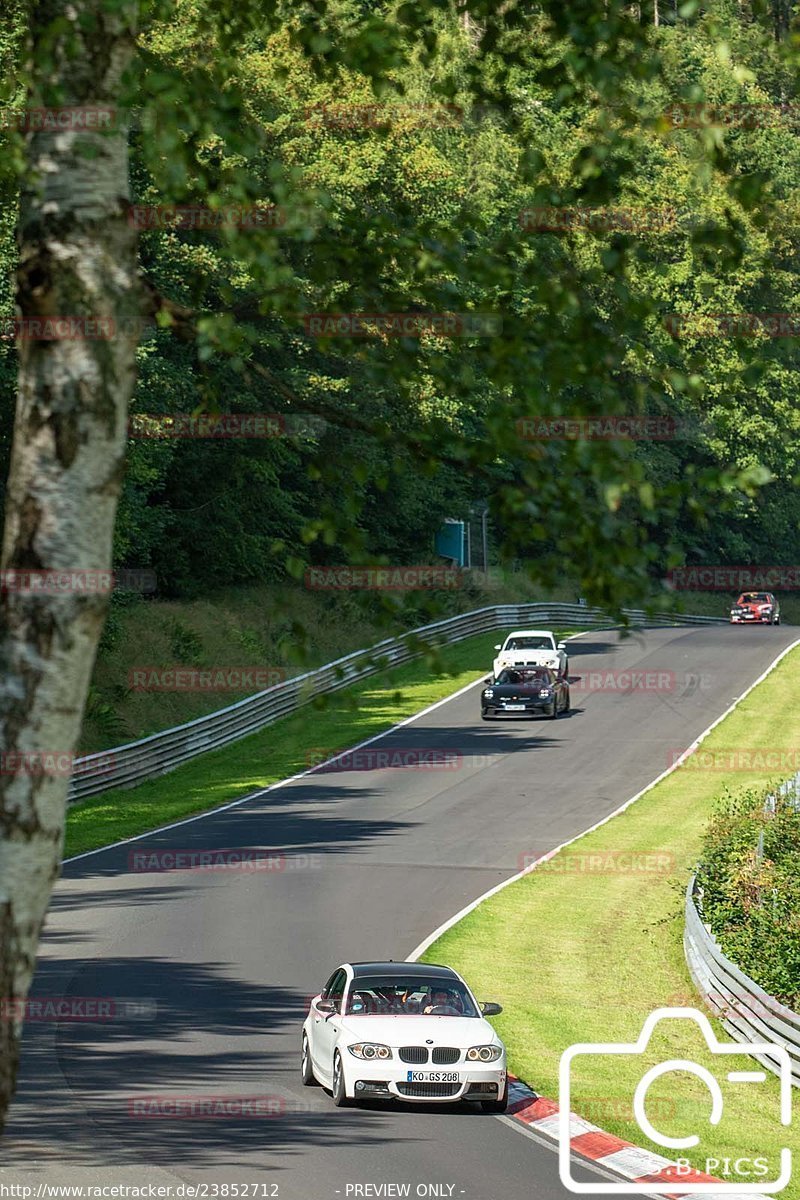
[
  {"x1": 497, "y1": 668, "x2": 552, "y2": 685},
  {"x1": 322, "y1": 968, "x2": 347, "y2": 1011},
  {"x1": 505, "y1": 636, "x2": 552, "y2": 650},
  {"x1": 343, "y1": 976, "x2": 479, "y2": 1017}
]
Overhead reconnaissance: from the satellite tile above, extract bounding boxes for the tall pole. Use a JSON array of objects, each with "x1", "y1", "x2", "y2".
[{"x1": 481, "y1": 507, "x2": 489, "y2": 578}]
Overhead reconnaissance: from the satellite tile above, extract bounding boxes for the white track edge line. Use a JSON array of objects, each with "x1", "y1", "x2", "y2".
[{"x1": 406, "y1": 635, "x2": 800, "y2": 961}]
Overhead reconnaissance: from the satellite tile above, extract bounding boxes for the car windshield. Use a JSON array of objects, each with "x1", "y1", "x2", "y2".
[
  {"x1": 739, "y1": 593, "x2": 770, "y2": 603},
  {"x1": 503, "y1": 636, "x2": 553, "y2": 651},
  {"x1": 344, "y1": 976, "x2": 479, "y2": 1017},
  {"x1": 496, "y1": 668, "x2": 553, "y2": 686}
]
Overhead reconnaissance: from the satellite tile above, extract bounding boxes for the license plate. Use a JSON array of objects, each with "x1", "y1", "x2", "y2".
[
  {"x1": 406, "y1": 1071, "x2": 459, "y2": 1083},
  {"x1": 503, "y1": 704, "x2": 526, "y2": 711}
]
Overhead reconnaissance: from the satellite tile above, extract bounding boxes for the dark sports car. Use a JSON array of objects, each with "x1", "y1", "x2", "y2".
[{"x1": 481, "y1": 666, "x2": 570, "y2": 720}]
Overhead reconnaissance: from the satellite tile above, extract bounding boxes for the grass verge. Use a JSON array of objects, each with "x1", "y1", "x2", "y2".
[
  {"x1": 422, "y1": 640, "x2": 800, "y2": 1196},
  {"x1": 68, "y1": 629, "x2": 574, "y2": 858}
]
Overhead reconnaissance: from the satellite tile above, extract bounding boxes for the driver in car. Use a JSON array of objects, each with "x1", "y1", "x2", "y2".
[{"x1": 423, "y1": 988, "x2": 464, "y2": 1014}]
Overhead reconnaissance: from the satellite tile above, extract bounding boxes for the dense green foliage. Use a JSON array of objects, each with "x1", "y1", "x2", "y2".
[
  {"x1": 697, "y1": 786, "x2": 800, "y2": 1006},
  {"x1": 2, "y1": 0, "x2": 799, "y2": 612}
]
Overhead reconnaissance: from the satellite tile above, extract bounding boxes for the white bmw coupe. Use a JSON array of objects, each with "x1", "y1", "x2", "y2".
[{"x1": 302, "y1": 961, "x2": 508, "y2": 1111}]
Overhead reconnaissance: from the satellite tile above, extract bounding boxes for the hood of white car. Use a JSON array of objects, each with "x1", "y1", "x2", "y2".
[
  {"x1": 336, "y1": 1014, "x2": 502, "y2": 1048},
  {"x1": 499, "y1": 650, "x2": 558, "y2": 665}
]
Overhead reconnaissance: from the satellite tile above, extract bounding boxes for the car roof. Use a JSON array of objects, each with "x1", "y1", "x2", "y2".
[
  {"x1": 347, "y1": 962, "x2": 459, "y2": 980},
  {"x1": 503, "y1": 629, "x2": 554, "y2": 638}
]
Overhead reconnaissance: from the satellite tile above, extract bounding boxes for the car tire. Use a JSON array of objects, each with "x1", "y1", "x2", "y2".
[
  {"x1": 548, "y1": 702, "x2": 557, "y2": 719},
  {"x1": 301, "y1": 1033, "x2": 317, "y2": 1086},
  {"x1": 332, "y1": 1051, "x2": 351, "y2": 1107},
  {"x1": 481, "y1": 1079, "x2": 509, "y2": 1114},
  {"x1": 481, "y1": 709, "x2": 491, "y2": 721},
  {"x1": 563, "y1": 687, "x2": 570, "y2": 713}
]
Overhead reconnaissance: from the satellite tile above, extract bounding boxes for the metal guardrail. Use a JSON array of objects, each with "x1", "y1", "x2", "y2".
[
  {"x1": 69, "y1": 600, "x2": 725, "y2": 805},
  {"x1": 685, "y1": 873, "x2": 800, "y2": 1086}
]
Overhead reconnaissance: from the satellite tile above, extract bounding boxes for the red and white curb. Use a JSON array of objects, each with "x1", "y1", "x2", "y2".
[{"x1": 507, "y1": 1077, "x2": 758, "y2": 1198}]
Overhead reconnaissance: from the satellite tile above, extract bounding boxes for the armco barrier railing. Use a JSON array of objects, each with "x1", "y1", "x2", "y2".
[
  {"x1": 69, "y1": 601, "x2": 725, "y2": 805},
  {"x1": 685, "y1": 875, "x2": 800, "y2": 1086}
]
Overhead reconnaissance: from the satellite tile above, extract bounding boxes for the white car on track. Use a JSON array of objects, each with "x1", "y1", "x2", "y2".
[
  {"x1": 492, "y1": 629, "x2": 568, "y2": 680},
  {"x1": 302, "y1": 961, "x2": 508, "y2": 1111}
]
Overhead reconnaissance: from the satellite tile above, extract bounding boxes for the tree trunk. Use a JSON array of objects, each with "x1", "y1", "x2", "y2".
[{"x1": 0, "y1": 0, "x2": 141, "y2": 1134}]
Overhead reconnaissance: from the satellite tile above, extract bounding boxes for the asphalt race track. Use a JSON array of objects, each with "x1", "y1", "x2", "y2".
[{"x1": 2, "y1": 625, "x2": 796, "y2": 1200}]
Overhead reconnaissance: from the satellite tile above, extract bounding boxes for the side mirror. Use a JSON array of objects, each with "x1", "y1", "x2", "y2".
[
  {"x1": 481, "y1": 1001, "x2": 503, "y2": 1016},
  {"x1": 557, "y1": 642, "x2": 567, "y2": 651},
  {"x1": 494, "y1": 644, "x2": 502, "y2": 651},
  {"x1": 483, "y1": 677, "x2": 493, "y2": 685},
  {"x1": 316, "y1": 999, "x2": 336, "y2": 1015}
]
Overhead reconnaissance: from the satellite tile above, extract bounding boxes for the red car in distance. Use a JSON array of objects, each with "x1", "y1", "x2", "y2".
[{"x1": 729, "y1": 592, "x2": 781, "y2": 624}]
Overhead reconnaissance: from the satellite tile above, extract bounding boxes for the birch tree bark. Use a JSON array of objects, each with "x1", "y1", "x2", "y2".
[{"x1": 0, "y1": 0, "x2": 141, "y2": 1132}]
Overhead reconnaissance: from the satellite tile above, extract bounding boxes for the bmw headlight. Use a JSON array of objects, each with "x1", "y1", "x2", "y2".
[
  {"x1": 348, "y1": 1043, "x2": 392, "y2": 1060},
  {"x1": 466, "y1": 1045, "x2": 503, "y2": 1062}
]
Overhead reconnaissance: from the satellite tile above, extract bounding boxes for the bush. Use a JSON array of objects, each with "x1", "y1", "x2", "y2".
[{"x1": 696, "y1": 786, "x2": 800, "y2": 1008}]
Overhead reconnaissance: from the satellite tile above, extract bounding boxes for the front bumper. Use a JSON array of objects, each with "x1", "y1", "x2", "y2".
[
  {"x1": 730, "y1": 612, "x2": 771, "y2": 623},
  {"x1": 343, "y1": 1056, "x2": 507, "y2": 1103},
  {"x1": 483, "y1": 701, "x2": 552, "y2": 715}
]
